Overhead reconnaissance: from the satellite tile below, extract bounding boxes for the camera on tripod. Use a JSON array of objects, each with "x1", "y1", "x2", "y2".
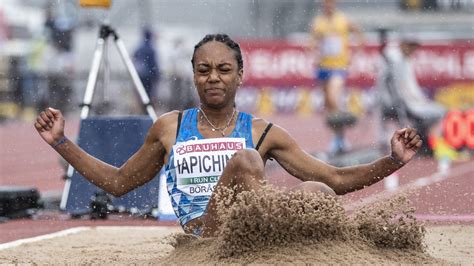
[{"x1": 90, "y1": 191, "x2": 112, "y2": 219}]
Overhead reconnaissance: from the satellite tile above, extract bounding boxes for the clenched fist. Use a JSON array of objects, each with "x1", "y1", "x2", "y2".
[
  {"x1": 34, "y1": 107, "x2": 65, "y2": 146},
  {"x1": 390, "y1": 127, "x2": 422, "y2": 164}
]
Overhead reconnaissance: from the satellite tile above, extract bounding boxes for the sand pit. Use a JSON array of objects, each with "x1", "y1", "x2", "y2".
[
  {"x1": 0, "y1": 188, "x2": 472, "y2": 264},
  {"x1": 0, "y1": 225, "x2": 472, "y2": 264}
]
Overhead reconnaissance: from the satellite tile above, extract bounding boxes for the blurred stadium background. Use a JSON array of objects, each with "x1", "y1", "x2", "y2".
[{"x1": 0, "y1": 0, "x2": 473, "y2": 244}]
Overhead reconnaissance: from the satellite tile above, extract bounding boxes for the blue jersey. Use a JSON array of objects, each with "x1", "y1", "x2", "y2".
[{"x1": 164, "y1": 108, "x2": 254, "y2": 225}]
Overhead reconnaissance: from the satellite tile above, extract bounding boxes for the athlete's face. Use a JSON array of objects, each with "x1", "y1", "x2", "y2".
[
  {"x1": 193, "y1": 41, "x2": 243, "y2": 109},
  {"x1": 323, "y1": 0, "x2": 336, "y2": 15}
]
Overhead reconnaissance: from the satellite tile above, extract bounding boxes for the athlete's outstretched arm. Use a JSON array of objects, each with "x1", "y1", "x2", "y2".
[
  {"x1": 265, "y1": 125, "x2": 421, "y2": 195},
  {"x1": 34, "y1": 108, "x2": 170, "y2": 197}
]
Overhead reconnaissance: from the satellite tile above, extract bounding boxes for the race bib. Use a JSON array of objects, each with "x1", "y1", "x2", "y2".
[
  {"x1": 320, "y1": 35, "x2": 343, "y2": 57},
  {"x1": 173, "y1": 138, "x2": 246, "y2": 196}
]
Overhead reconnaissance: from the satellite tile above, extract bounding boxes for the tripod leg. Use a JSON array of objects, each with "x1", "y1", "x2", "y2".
[
  {"x1": 61, "y1": 36, "x2": 106, "y2": 210},
  {"x1": 59, "y1": 165, "x2": 75, "y2": 210},
  {"x1": 80, "y1": 37, "x2": 106, "y2": 119},
  {"x1": 113, "y1": 38, "x2": 158, "y2": 121}
]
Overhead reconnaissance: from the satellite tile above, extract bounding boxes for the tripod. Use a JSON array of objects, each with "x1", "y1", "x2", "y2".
[
  {"x1": 59, "y1": 25, "x2": 158, "y2": 212},
  {"x1": 80, "y1": 24, "x2": 157, "y2": 121}
]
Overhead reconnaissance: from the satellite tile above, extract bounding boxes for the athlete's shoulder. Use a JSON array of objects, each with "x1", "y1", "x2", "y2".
[
  {"x1": 335, "y1": 11, "x2": 349, "y2": 24},
  {"x1": 156, "y1": 110, "x2": 180, "y2": 125},
  {"x1": 335, "y1": 11, "x2": 346, "y2": 18},
  {"x1": 251, "y1": 116, "x2": 293, "y2": 153},
  {"x1": 251, "y1": 116, "x2": 270, "y2": 131},
  {"x1": 251, "y1": 116, "x2": 287, "y2": 137},
  {"x1": 148, "y1": 110, "x2": 182, "y2": 137},
  {"x1": 312, "y1": 14, "x2": 325, "y2": 28}
]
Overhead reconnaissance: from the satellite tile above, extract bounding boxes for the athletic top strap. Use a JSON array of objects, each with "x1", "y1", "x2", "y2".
[
  {"x1": 176, "y1": 111, "x2": 183, "y2": 139},
  {"x1": 255, "y1": 123, "x2": 273, "y2": 151}
]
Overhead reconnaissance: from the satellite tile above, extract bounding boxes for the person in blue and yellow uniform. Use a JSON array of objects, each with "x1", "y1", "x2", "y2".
[
  {"x1": 35, "y1": 34, "x2": 421, "y2": 238},
  {"x1": 309, "y1": 0, "x2": 364, "y2": 154}
]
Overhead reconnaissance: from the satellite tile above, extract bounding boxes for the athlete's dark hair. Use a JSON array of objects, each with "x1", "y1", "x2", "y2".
[{"x1": 191, "y1": 34, "x2": 243, "y2": 71}]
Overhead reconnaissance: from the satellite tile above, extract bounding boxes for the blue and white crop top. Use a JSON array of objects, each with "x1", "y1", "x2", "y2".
[{"x1": 164, "y1": 108, "x2": 254, "y2": 225}]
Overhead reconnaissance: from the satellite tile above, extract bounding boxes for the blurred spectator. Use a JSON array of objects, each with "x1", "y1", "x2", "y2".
[
  {"x1": 46, "y1": 49, "x2": 75, "y2": 113},
  {"x1": 20, "y1": 33, "x2": 48, "y2": 120},
  {"x1": 44, "y1": 6, "x2": 75, "y2": 114},
  {"x1": 44, "y1": 6, "x2": 74, "y2": 52},
  {"x1": 8, "y1": 57, "x2": 23, "y2": 107},
  {"x1": 167, "y1": 37, "x2": 196, "y2": 110},
  {"x1": 308, "y1": 0, "x2": 364, "y2": 154},
  {"x1": 133, "y1": 27, "x2": 160, "y2": 104},
  {"x1": 377, "y1": 34, "x2": 446, "y2": 157}
]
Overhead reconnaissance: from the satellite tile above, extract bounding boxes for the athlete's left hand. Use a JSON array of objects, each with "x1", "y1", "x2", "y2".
[{"x1": 390, "y1": 127, "x2": 422, "y2": 164}]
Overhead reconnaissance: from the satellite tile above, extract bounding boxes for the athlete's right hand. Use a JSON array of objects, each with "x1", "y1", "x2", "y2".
[{"x1": 34, "y1": 107, "x2": 65, "y2": 145}]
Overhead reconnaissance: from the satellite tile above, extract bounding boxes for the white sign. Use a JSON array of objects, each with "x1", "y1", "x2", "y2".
[{"x1": 172, "y1": 138, "x2": 246, "y2": 196}]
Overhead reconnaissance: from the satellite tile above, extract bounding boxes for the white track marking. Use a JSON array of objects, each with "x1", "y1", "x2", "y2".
[
  {"x1": 0, "y1": 227, "x2": 90, "y2": 250},
  {"x1": 0, "y1": 226, "x2": 181, "y2": 251}
]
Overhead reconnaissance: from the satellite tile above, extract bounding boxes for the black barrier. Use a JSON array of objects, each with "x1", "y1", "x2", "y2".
[
  {"x1": 0, "y1": 186, "x2": 40, "y2": 219},
  {"x1": 62, "y1": 116, "x2": 160, "y2": 216}
]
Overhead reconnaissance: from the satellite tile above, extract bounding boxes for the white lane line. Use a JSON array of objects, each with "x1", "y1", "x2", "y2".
[
  {"x1": 0, "y1": 227, "x2": 91, "y2": 250},
  {"x1": 93, "y1": 226, "x2": 181, "y2": 232},
  {"x1": 345, "y1": 162, "x2": 474, "y2": 211}
]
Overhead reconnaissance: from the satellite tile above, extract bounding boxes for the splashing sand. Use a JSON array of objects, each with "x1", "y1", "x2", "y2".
[
  {"x1": 162, "y1": 186, "x2": 442, "y2": 264},
  {"x1": 353, "y1": 195, "x2": 426, "y2": 250}
]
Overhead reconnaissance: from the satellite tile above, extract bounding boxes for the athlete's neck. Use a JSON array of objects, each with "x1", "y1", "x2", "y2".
[
  {"x1": 199, "y1": 105, "x2": 236, "y2": 128},
  {"x1": 324, "y1": 10, "x2": 335, "y2": 18}
]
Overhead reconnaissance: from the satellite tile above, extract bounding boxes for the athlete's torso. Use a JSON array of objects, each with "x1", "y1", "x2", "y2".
[
  {"x1": 312, "y1": 11, "x2": 350, "y2": 69},
  {"x1": 164, "y1": 108, "x2": 254, "y2": 225}
]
